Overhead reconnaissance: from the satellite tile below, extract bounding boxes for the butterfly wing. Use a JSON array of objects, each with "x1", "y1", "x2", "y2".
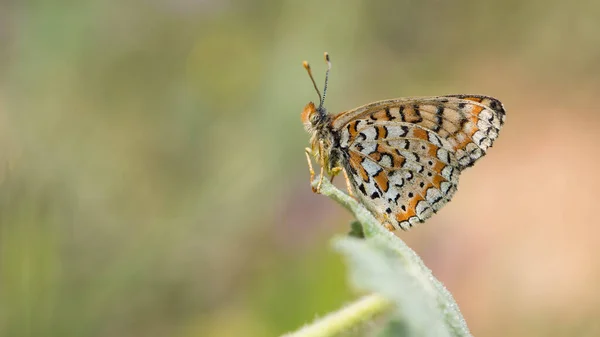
[
  {"x1": 335, "y1": 95, "x2": 505, "y2": 230},
  {"x1": 437, "y1": 95, "x2": 506, "y2": 168},
  {"x1": 334, "y1": 95, "x2": 505, "y2": 169}
]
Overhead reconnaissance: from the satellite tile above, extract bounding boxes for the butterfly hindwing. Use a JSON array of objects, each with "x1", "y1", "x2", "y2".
[{"x1": 343, "y1": 121, "x2": 460, "y2": 230}]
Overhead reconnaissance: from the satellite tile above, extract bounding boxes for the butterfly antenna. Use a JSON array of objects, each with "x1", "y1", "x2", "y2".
[
  {"x1": 303, "y1": 61, "x2": 322, "y2": 105},
  {"x1": 320, "y1": 52, "x2": 331, "y2": 109}
]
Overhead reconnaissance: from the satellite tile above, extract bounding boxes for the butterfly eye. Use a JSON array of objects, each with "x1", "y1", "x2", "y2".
[{"x1": 309, "y1": 111, "x2": 320, "y2": 125}]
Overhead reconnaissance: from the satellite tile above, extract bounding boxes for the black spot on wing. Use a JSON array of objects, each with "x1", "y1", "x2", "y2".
[
  {"x1": 399, "y1": 105, "x2": 406, "y2": 121},
  {"x1": 413, "y1": 104, "x2": 423, "y2": 123},
  {"x1": 432, "y1": 106, "x2": 444, "y2": 132},
  {"x1": 413, "y1": 153, "x2": 420, "y2": 163},
  {"x1": 385, "y1": 107, "x2": 394, "y2": 120},
  {"x1": 400, "y1": 125, "x2": 409, "y2": 136}
]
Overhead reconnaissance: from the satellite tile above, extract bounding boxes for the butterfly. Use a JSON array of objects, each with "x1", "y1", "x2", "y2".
[{"x1": 301, "y1": 53, "x2": 506, "y2": 231}]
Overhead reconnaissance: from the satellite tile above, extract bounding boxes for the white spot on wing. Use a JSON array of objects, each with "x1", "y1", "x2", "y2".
[
  {"x1": 388, "y1": 172, "x2": 404, "y2": 187},
  {"x1": 403, "y1": 161, "x2": 423, "y2": 172},
  {"x1": 428, "y1": 132, "x2": 442, "y2": 147},
  {"x1": 396, "y1": 149, "x2": 416, "y2": 163},
  {"x1": 408, "y1": 216, "x2": 420, "y2": 227},
  {"x1": 477, "y1": 119, "x2": 491, "y2": 133},
  {"x1": 441, "y1": 166, "x2": 454, "y2": 181},
  {"x1": 480, "y1": 138, "x2": 492, "y2": 148},
  {"x1": 386, "y1": 125, "x2": 408, "y2": 139},
  {"x1": 379, "y1": 155, "x2": 392, "y2": 168},
  {"x1": 359, "y1": 142, "x2": 377, "y2": 155},
  {"x1": 440, "y1": 181, "x2": 452, "y2": 195},
  {"x1": 361, "y1": 127, "x2": 377, "y2": 141},
  {"x1": 436, "y1": 148, "x2": 450, "y2": 164},
  {"x1": 465, "y1": 142, "x2": 478, "y2": 153},
  {"x1": 472, "y1": 131, "x2": 485, "y2": 146},
  {"x1": 362, "y1": 159, "x2": 381, "y2": 176},
  {"x1": 479, "y1": 109, "x2": 492, "y2": 122},
  {"x1": 415, "y1": 200, "x2": 429, "y2": 218},
  {"x1": 426, "y1": 187, "x2": 442, "y2": 204},
  {"x1": 470, "y1": 148, "x2": 483, "y2": 161}
]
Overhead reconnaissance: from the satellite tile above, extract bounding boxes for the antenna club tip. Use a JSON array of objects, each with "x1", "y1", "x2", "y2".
[
  {"x1": 302, "y1": 61, "x2": 310, "y2": 70},
  {"x1": 324, "y1": 52, "x2": 331, "y2": 70}
]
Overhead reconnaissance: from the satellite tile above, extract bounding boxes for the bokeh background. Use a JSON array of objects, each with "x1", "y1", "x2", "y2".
[{"x1": 2, "y1": 1, "x2": 600, "y2": 336}]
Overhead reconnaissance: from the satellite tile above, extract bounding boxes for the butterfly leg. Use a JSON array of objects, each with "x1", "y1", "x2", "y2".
[
  {"x1": 328, "y1": 167, "x2": 340, "y2": 188},
  {"x1": 330, "y1": 166, "x2": 355, "y2": 198},
  {"x1": 304, "y1": 147, "x2": 317, "y2": 193},
  {"x1": 342, "y1": 167, "x2": 355, "y2": 198},
  {"x1": 315, "y1": 140, "x2": 326, "y2": 193}
]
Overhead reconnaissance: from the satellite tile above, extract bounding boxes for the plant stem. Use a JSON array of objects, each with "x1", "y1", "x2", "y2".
[{"x1": 281, "y1": 294, "x2": 393, "y2": 337}]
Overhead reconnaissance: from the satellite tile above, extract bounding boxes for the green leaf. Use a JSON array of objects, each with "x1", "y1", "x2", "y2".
[
  {"x1": 283, "y1": 177, "x2": 472, "y2": 337},
  {"x1": 314, "y1": 177, "x2": 472, "y2": 337},
  {"x1": 333, "y1": 236, "x2": 450, "y2": 337}
]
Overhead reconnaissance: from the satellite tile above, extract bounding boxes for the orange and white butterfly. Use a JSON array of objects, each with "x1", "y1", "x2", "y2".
[{"x1": 302, "y1": 53, "x2": 506, "y2": 231}]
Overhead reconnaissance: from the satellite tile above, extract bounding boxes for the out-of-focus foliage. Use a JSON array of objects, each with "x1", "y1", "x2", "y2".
[{"x1": 1, "y1": 1, "x2": 600, "y2": 336}]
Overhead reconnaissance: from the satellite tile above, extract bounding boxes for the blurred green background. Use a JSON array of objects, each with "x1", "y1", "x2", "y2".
[{"x1": 2, "y1": 1, "x2": 600, "y2": 336}]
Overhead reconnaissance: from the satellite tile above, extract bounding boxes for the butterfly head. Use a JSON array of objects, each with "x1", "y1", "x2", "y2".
[
  {"x1": 301, "y1": 101, "x2": 328, "y2": 132},
  {"x1": 302, "y1": 53, "x2": 331, "y2": 131}
]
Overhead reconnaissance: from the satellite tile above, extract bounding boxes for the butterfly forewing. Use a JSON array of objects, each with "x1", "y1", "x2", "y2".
[{"x1": 335, "y1": 95, "x2": 504, "y2": 230}]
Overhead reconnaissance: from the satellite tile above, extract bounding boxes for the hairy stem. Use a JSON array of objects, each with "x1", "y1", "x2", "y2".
[{"x1": 281, "y1": 294, "x2": 393, "y2": 337}]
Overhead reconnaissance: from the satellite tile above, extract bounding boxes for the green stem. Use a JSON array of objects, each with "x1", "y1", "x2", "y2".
[{"x1": 280, "y1": 294, "x2": 393, "y2": 337}]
